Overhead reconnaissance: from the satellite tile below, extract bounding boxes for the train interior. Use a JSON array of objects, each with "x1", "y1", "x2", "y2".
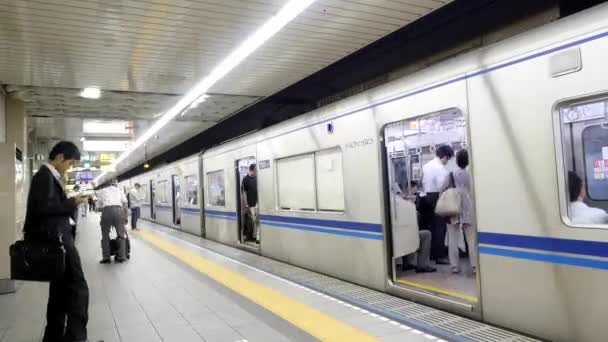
[
  {"x1": 384, "y1": 109, "x2": 480, "y2": 306},
  {"x1": 236, "y1": 157, "x2": 260, "y2": 250},
  {"x1": 558, "y1": 96, "x2": 608, "y2": 222}
]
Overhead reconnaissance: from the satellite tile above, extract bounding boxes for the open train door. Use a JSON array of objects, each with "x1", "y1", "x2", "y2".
[
  {"x1": 383, "y1": 109, "x2": 481, "y2": 317},
  {"x1": 235, "y1": 157, "x2": 259, "y2": 252}
]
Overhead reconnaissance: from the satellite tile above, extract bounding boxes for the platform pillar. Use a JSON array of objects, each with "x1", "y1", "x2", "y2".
[{"x1": 0, "y1": 93, "x2": 27, "y2": 294}]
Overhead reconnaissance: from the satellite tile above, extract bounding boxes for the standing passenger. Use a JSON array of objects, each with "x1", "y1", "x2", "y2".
[
  {"x1": 129, "y1": 183, "x2": 144, "y2": 230},
  {"x1": 241, "y1": 164, "x2": 258, "y2": 241},
  {"x1": 420, "y1": 145, "x2": 454, "y2": 264},
  {"x1": 97, "y1": 179, "x2": 128, "y2": 264},
  {"x1": 447, "y1": 150, "x2": 477, "y2": 274},
  {"x1": 23, "y1": 141, "x2": 93, "y2": 342}
]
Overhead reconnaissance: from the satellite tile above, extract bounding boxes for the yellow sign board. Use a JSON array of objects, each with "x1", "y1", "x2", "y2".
[{"x1": 100, "y1": 153, "x2": 115, "y2": 163}]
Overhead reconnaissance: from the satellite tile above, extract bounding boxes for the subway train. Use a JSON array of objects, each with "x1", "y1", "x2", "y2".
[{"x1": 119, "y1": 5, "x2": 608, "y2": 341}]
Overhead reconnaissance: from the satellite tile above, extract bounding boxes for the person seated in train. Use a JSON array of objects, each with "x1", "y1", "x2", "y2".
[
  {"x1": 420, "y1": 145, "x2": 454, "y2": 265},
  {"x1": 401, "y1": 181, "x2": 436, "y2": 273},
  {"x1": 446, "y1": 150, "x2": 477, "y2": 275},
  {"x1": 568, "y1": 171, "x2": 608, "y2": 224}
]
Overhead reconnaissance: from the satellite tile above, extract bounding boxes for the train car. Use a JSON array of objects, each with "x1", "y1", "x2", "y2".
[
  {"x1": 133, "y1": 155, "x2": 202, "y2": 235},
  {"x1": 128, "y1": 4, "x2": 608, "y2": 341}
]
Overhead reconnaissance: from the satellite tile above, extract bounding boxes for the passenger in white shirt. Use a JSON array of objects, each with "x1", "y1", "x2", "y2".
[
  {"x1": 419, "y1": 145, "x2": 454, "y2": 265},
  {"x1": 129, "y1": 183, "x2": 145, "y2": 230},
  {"x1": 568, "y1": 172, "x2": 608, "y2": 225},
  {"x1": 97, "y1": 180, "x2": 128, "y2": 264}
]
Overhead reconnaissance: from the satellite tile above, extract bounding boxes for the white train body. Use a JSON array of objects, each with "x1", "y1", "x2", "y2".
[{"x1": 124, "y1": 5, "x2": 608, "y2": 341}]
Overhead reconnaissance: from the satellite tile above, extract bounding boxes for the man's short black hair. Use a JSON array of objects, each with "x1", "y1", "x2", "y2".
[
  {"x1": 49, "y1": 141, "x2": 81, "y2": 161},
  {"x1": 436, "y1": 145, "x2": 454, "y2": 159},
  {"x1": 568, "y1": 171, "x2": 583, "y2": 202},
  {"x1": 456, "y1": 149, "x2": 469, "y2": 169},
  {"x1": 249, "y1": 164, "x2": 256, "y2": 172}
]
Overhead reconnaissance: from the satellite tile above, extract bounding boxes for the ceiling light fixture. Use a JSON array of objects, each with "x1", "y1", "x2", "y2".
[
  {"x1": 94, "y1": 0, "x2": 316, "y2": 184},
  {"x1": 80, "y1": 87, "x2": 101, "y2": 99}
]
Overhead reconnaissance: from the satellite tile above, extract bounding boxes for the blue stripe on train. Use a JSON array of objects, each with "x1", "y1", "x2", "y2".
[
  {"x1": 478, "y1": 232, "x2": 608, "y2": 258},
  {"x1": 479, "y1": 246, "x2": 608, "y2": 271},
  {"x1": 259, "y1": 214, "x2": 382, "y2": 233},
  {"x1": 261, "y1": 220, "x2": 383, "y2": 240}
]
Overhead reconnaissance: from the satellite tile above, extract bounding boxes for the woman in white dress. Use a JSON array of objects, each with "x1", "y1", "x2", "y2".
[{"x1": 446, "y1": 150, "x2": 477, "y2": 274}]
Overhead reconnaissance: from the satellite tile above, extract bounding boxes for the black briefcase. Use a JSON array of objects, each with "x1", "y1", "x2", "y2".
[{"x1": 9, "y1": 240, "x2": 66, "y2": 282}]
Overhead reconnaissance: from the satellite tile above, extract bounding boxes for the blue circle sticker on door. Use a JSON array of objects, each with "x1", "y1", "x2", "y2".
[{"x1": 327, "y1": 122, "x2": 334, "y2": 134}]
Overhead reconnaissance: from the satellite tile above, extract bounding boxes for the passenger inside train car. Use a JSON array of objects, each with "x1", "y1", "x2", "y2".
[
  {"x1": 568, "y1": 171, "x2": 608, "y2": 224},
  {"x1": 385, "y1": 109, "x2": 479, "y2": 304},
  {"x1": 557, "y1": 96, "x2": 608, "y2": 226}
]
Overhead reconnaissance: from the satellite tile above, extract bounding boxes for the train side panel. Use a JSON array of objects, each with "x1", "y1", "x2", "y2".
[
  {"x1": 254, "y1": 108, "x2": 386, "y2": 290},
  {"x1": 468, "y1": 15, "x2": 608, "y2": 341},
  {"x1": 202, "y1": 144, "x2": 257, "y2": 246}
]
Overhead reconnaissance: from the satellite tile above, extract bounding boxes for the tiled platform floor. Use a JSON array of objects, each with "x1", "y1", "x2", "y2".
[{"x1": 0, "y1": 213, "x2": 439, "y2": 342}]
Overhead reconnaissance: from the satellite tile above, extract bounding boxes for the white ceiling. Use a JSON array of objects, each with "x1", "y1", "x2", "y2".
[{"x1": 1, "y1": 0, "x2": 452, "y2": 174}]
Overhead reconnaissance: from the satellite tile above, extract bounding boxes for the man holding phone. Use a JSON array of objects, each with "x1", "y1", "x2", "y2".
[{"x1": 23, "y1": 141, "x2": 95, "y2": 342}]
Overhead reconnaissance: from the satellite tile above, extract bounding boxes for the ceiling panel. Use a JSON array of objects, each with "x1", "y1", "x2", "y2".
[{"x1": 1, "y1": 0, "x2": 452, "y2": 174}]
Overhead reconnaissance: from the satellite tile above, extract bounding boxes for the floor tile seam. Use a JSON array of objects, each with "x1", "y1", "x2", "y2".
[
  {"x1": 113, "y1": 233, "x2": 245, "y2": 340},
  {"x1": 117, "y1": 241, "x2": 227, "y2": 326},
  {"x1": 99, "y1": 252, "x2": 125, "y2": 342},
  {"x1": 124, "y1": 280, "x2": 166, "y2": 341}
]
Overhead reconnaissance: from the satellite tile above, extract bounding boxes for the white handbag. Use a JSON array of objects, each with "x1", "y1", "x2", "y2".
[
  {"x1": 435, "y1": 173, "x2": 461, "y2": 217},
  {"x1": 435, "y1": 188, "x2": 461, "y2": 217}
]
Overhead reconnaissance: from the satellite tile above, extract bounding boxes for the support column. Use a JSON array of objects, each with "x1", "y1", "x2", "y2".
[{"x1": 0, "y1": 93, "x2": 27, "y2": 295}]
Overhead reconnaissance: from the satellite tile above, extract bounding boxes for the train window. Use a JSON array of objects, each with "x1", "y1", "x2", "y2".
[
  {"x1": 207, "y1": 170, "x2": 226, "y2": 207},
  {"x1": 185, "y1": 175, "x2": 198, "y2": 205},
  {"x1": 315, "y1": 148, "x2": 345, "y2": 212},
  {"x1": 556, "y1": 97, "x2": 608, "y2": 226},
  {"x1": 277, "y1": 154, "x2": 316, "y2": 211},
  {"x1": 156, "y1": 180, "x2": 169, "y2": 203}
]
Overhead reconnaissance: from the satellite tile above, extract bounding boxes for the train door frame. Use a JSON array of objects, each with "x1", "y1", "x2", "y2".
[
  {"x1": 149, "y1": 179, "x2": 156, "y2": 220},
  {"x1": 380, "y1": 107, "x2": 482, "y2": 318},
  {"x1": 171, "y1": 174, "x2": 181, "y2": 227},
  {"x1": 235, "y1": 156, "x2": 259, "y2": 252}
]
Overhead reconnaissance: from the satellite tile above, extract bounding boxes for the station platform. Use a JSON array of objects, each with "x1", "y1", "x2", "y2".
[{"x1": 0, "y1": 214, "x2": 534, "y2": 342}]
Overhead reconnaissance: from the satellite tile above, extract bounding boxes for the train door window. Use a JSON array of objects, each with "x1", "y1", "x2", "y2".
[
  {"x1": 384, "y1": 109, "x2": 479, "y2": 305},
  {"x1": 185, "y1": 175, "x2": 198, "y2": 205},
  {"x1": 157, "y1": 180, "x2": 168, "y2": 204},
  {"x1": 172, "y1": 175, "x2": 181, "y2": 226},
  {"x1": 207, "y1": 170, "x2": 226, "y2": 207},
  {"x1": 236, "y1": 157, "x2": 259, "y2": 246},
  {"x1": 315, "y1": 148, "x2": 345, "y2": 212},
  {"x1": 277, "y1": 154, "x2": 316, "y2": 211},
  {"x1": 556, "y1": 96, "x2": 608, "y2": 226}
]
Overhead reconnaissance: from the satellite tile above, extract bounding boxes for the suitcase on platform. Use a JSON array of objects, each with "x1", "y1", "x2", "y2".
[{"x1": 109, "y1": 230, "x2": 131, "y2": 259}]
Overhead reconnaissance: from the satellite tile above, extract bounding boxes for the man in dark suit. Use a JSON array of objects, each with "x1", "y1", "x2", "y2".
[{"x1": 23, "y1": 141, "x2": 95, "y2": 342}]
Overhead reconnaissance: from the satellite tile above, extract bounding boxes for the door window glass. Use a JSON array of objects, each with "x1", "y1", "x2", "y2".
[{"x1": 207, "y1": 170, "x2": 226, "y2": 207}]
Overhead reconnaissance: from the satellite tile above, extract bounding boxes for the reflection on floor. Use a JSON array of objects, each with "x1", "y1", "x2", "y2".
[{"x1": 397, "y1": 258, "x2": 477, "y2": 304}]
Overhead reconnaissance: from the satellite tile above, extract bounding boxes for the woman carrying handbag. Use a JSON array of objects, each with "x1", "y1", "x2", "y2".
[{"x1": 444, "y1": 150, "x2": 477, "y2": 275}]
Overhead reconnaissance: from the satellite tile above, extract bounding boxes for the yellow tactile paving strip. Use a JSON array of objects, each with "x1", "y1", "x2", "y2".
[{"x1": 137, "y1": 230, "x2": 379, "y2": 342}]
